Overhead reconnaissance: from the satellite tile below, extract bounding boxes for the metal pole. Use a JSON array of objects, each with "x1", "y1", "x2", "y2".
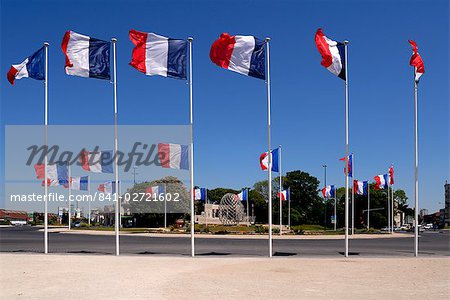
[
  {"x1": 367, "y1": 184, "x2": 370, "y2": 230},
  {"x1": 247, "y1": 188, "x2": 250, "y2": 225},
  {"x1": 288, "y1": 187, "x2": 291, "y2": 228},
  {"x1": 112, "y1": 38, "x2": 120, "y2": 256},
  {"x1": 205, "y1": 189, "x2": 208, "y2": 228},
  {"x1": 323, "y1": 164, "x2": 327, "y2": 229},
  {"x1": 334, "y1": 196, "x2": 337, "y2": 231},
  {"x1": 265, "y1": 37, "x2": 273, "y2": 257},
  {"x1": 88, "y1": 176, "x2": 91, "y2": 226},
  {"x1": 351, "y1": 154, "x2": 354, "y2": 235},
  {"x1": 44, "y1": 42, "x2": 49, "y2": 254},
  {"x1": 391, "y1": 186, "x2": 394, "y2": 232},
  {"x1": 279, "y1": 145, "x2": 282, "y2": 235},
  {"x1": 68, "y1": 164, "x2": 71, "y2": 230},
  {"x1": 188, "y1": 37, "x2": 195, "y2": 257},
  {"x1": 344, "y1": 40, "x2": 349, "y2": 257},
  {"x1": 387, "y1": 184, "x2": 390, "y2": 231},
  {"x1": 164, "y1": 183, "x2": 167, "y2": 228},
  {"x1": 414, "y1": 77, "x2": 419, "y2": 257}
]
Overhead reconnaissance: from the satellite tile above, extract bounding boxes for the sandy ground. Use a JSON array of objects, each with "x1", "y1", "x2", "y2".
[{"x1": 0, "y1": 254, "x2": 448, "y2": 300}]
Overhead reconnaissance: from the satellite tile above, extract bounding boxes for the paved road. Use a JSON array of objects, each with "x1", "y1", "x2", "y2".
[{"x1": 0, "y1": 227, "x2": 449, "y2": 257}]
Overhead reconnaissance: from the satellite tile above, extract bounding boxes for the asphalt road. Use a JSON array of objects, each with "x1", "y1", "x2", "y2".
[{"x1": 0, "y1": 226, "x2": 449, "y2": 257}]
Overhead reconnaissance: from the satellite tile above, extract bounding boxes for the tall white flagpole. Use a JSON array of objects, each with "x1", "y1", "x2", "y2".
[
  {"x1": 288, "y1": 187, "x2": 291, "y2": 228},
  {"x1": 334, "y1": 194, "x2": 337, "y2": 231},
  {"x1": 279, "y1": 145, "x2": 282, "y2": 236},
  {"x1": 68, "y1": 163, "x2": 71, "y2": 230},
  {"x1": 164, "y1": 183, "x2": 167, "y2": 228},
  {"x1": 265, "y1": 37, "x2": 272, "y2": 257},
  {"x1": 44, "y1": 42, "x2": 49, "y2": 254},
  {"x1": 351, "y1": 154, "x2": 354, "y2": 235},
  {"x1": 414, "y1": 76, "x2": 419, "y2": 257},
  {"x1": 246, "y1": 189, "x2": 250, "y2": 225},
  {"x1": 88, "y1": 176, "x2": 91, "y2": 226},
  {"x1": 188, "y1": 37, "x2": 195, "y2": 257},
  {"x1": 387, "y1": 184, "x2": 390, "y2": 231},
  {"x1": 344, "y1": 40, "x2": 349, "y2": 257},
  {"x1": 111, "y1": 38, "x2": 120, "y2": 256},
  {"x1": 367, "y1": 184, "x2": 370, "y2": 230},
  {"x1": 391, "y1": 186, "x2": 394, "y2": 232}
]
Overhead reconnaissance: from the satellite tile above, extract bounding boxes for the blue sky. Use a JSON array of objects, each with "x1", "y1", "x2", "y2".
[{"x1": 1, "y1": 0, "x2": 448, "y2": 213}]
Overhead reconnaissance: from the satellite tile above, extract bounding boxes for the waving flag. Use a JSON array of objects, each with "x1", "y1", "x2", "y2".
[
  {"x1": 42, "y1": 179, "x2": 60, "y2": 187},
  {"x1": 322, "y1": 185, "x2": 335, "y2": 198},
  {"x1": 353, "y1": 180, "x2": 368, "y2": 196},
  {"x1": 146, "y1": 185, "x2": 163, "y2": 196},
  {"x1": 278, "y1": 189, "x2": 289, "y2": 201},
  {"x1": 210, "y1": 33, "x2": 265, "y2": 80},
  {"x1": 237, "y1": 189, "x2": 248, "y2": 201},
  {"x1": 7, "y1": 47, "x2": 45, "y2": 85},
  {"x1": 315, "y1": 28, "x2": 346, "y2": 80},
  {"x1": 129, "y1": 30, "x2": 187, "y2": 79},
  {"x1": 79, "y1": 150, "x2": 113, "y2": 173},
  {"x1": 260, "y1": 148, "x2": 279, "y2": 172},
  {"x1": 388, "y1": 166, "x2": 394, "y2": 185},
  {"x1": 194, "y1": 187, "x2": 206, "y2": 201},
  {"x1": 158, "y1": 143, "x2": 189, "y2": 170},
  {"x1": 339, "y1": 154, "x2": 353, "y2": 177},
  {"x1": 61, "y1": 30, "x2": 110, "y2": 80},
  {"x1": 34, "y1": 163, "x2": 68, "y2": 185},
  {"x1": 98, "y1": 181, "x2": 117, "y2": 194},
  {"x1": 70, "y1": 176, "x2": 89, "y2": 191},
  {"x1": 374, "y1": 174, "x2": 389, "y2": 190},
  {"x1": 408, "y1": 40, "x2": 425, "y2": 83}
]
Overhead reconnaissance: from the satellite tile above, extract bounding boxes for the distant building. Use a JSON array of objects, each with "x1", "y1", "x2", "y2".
[
  {"x1": 419, "y1": 208, "x2": 428, "y2": 218},
  {"x1": 445, "y1": 181, "x2": 450, "y2": 226},
  {"x1": 0, "y1": 209, "x2": 28, "y2": 225}
]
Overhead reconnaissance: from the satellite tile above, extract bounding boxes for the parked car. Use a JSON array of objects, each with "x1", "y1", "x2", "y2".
[
  {"x1": 423, "y1": 223, "x2": 433, "y2": 230},
  {"x1": 73, "y1": 221, "x2": 81, "y2": 228}
]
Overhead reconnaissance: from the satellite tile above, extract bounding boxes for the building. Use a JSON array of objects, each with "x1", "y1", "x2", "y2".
[
  {"x1": 445, "y1": 181, "x2": 450, "y2": 226},
  {"x1": 0, "y1": 209, "x2": 28, "y2": 225}
]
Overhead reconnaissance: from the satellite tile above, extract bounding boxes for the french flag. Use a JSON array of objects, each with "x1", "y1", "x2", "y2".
[
  {"x1": 70, "y1": 176, "x2": 89, "y2": 191},
  {"x1": 322, "y1": 185, "x2": 335, "y2": 198},
  {"x1": 42, "y1": 179, "x2": 60, "y2": 187},
  {"x1": 278, "y1": 189, "x2": 289, "y2": 201},
  {"x1": 315, "y1": 28, "x2": 346, "y2": 81},
  {"x1": 34, "y1": 163, "x2": 68, "y2": 185},
  {"x1": 409, "y1": 40, "x2": 425, "y2": 83},
  {"x1": 353, "y1": 180, "x2": 368, "y2": 196},
  {"x1": 61, "y1": 30, "x2": 110, "y2": 80},
  {"x1": 237, "y1": 189, "x2": 248, "y2": 201},
  {"x1": 146, "y1": 185, "x2": 163, "y2": 196},
  {"x1": 98, "y1": 181, "x2": 117, "y2": 194},
  {"x1": 339, "y1": 154, "x2": 353, "y2": 177},
  {"x1": 388, "y1": 166, "x2": 394, "y2": 185},
  {"x1": 374, "y1": 174, "x2": 389, "y2": 190},
  {"x1": 194, "y1": 187, "x2": 206, "y2": 201},
  {"x1": 129, "y1": 30, "x2": 187, "y2": 80},
  {"x1": 260, "y1": 148, "x2": 279, "y2": 172},
  {"x1": 158, "y1": 143, "x2": 189, "y2": 170},
  {"x1": 79, "y1": 150, "x2": 113, "y2": 173},
  {"x1": 210, "y1": 33, "x2": 265, "y2": 80},
  {"x1": 7, "y1": 47, "x2": 45, "y2": 85}
]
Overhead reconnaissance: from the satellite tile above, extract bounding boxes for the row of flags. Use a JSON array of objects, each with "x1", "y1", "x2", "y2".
[
  {"x1": 7, "y1": 29, "x2": 425, "y2": 85},
  {"x1": 323, "y1": 165, "x2": 395, "y2": 198}
]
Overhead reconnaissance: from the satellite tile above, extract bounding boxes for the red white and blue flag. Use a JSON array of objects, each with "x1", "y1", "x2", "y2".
[
  {"x1": 374, "y1": 174, "x2": 389, "y2": 190},
  {"x1": 237, "y1": 189, "x2": 248, "y2": 201},
  {"x1": 7, "y1": 47, "x2": 45, "y2": 85},
  {"x1": 158, "y1": 143, "x2": 189, "y2": 170},
  {"x1": 79, "y1": 150, "x2": 113, "y2": 174},
  {"x1": 388, "y1": 166, "x2": 394, "y2": 185},
  {"x1": 146, "y1": 185, "x2": 163, "y2": 196},
  {"x1": 260, "y1": 148, "x2": 279, "y2": 172},
  {"x1": 98, "y1": 181, "x2": 117, "y2": 194},
  {"x1": 278, "y1": 189, "x2": 289, "y2": 201},
  {"x1": 194, "y1": 187, "x2": 206, "y2": 201},
  {"x1": 61, "y1": 31, "x2": 110, "y2": 80},
  {"x1": 129, "y1": 30, "x2": 187, "y2": 79},
  {"x1": 322, "y1": 185, "x2": 335, "y2": 198},
  {"x1": 42, "y1": 179, "x2": 60, "y2": 187},
  {"x1": 315, "y1": 29, "x2": 346, "y2": 81},
  {"x1": 210, "y1": 33, "x2": 265, "y2": 80},
  {"x1": 339, "y1": 154, "x2": 353, "y2": 177},
  {"x1": 34, "y1": 163, "x2": 68, "y2": 186},
  {"x1": 70, "y1": 176, "x2": 89, "y2": 191},
  {"x1": 408, "y1": 40, "x2": 425, "y2": 83},
  {"x1": 353, "y1": 180, "x2": 368, "y2": 196}
]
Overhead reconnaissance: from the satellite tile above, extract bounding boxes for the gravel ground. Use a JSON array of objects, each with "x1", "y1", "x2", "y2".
[{"x1": 0, "y1": 254, "x2": 448, "y2": 299}]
